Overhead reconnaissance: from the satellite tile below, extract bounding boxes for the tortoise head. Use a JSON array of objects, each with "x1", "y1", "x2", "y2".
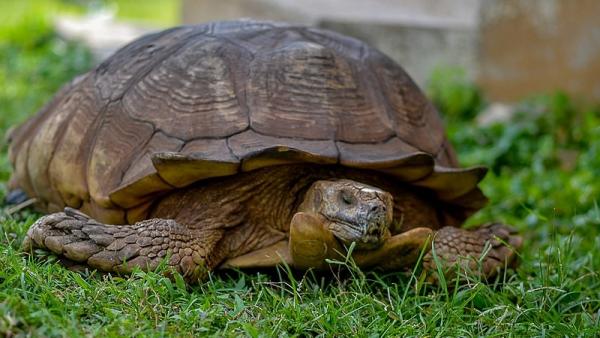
[{"x1": 300, "y1": 179, "x2": 393, "y2": 250}]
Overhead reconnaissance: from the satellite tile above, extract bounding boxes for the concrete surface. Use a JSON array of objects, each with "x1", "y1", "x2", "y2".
[
  {"x1": 55, "y1": 10, "x2": 156, "y2": 61},
  {"x1": 479, "y1": 0, "x2": 600, "y2": 101}
]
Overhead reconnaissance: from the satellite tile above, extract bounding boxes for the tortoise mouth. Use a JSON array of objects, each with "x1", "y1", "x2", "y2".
[{"x1": 327, "y1": 218, "x2": 385, "y2": 250}]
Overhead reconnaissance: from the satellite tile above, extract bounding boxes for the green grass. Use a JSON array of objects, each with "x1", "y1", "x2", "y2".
[
  {"x1": 104, "y1": 0, "x2": 181, "y2": 27},
  {"x1": 0, "y1": 0, "x2": 180, "y2": 30},
  {"x1": 1, "y1": 9, "x2": 600, "y2": 337}
]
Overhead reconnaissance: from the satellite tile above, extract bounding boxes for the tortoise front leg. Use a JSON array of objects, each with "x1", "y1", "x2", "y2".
[
  {"x1": 289, "y1": 212, "x2": 345, "y2": 270},
  {"x1": 289, "y1": 215, "x2": 521, "y2": 281},
  {"x1": 289, "y1": 212, "x2": 433, "y2": 270},
  {"x1": 23, "y1": 208, "x2": 226, "y2": 282},
  {"x1": 351, "y1": 227, "x2": 433, "y2": 270},
  {"x1": 353, "y1": 223, "x2": 521, "y2": 280},
  {"x1": 423, "y1": 223, "x2": 522, "y2": 282}
]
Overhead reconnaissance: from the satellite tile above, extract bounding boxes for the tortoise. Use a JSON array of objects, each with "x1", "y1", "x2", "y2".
[{"x1": 7, "y1": 20, "x2": 521, "y2": 283}]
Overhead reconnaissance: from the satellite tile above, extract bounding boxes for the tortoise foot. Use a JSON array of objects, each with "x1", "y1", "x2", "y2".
[
  {"x1": 23, "y1": 208, "x2": 94, "y2": 254},
  {"x1": 23, "y1": 208, "x2": 149, "y2": 271},
  {"x1": 23, "y1": 208, "x2": 213, "y2": 282},
  {"x1": 424, "y1": 223, "x2": 522, "y2": 282}
]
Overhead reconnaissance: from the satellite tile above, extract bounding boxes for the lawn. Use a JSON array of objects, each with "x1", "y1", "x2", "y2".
[{"x1": 0, "y1": 3, "x2": 599, "y2": 337}]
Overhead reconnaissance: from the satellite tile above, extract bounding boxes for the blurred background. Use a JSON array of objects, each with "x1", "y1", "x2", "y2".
[{"x1": 0, "y1": 0, "x2": 598, "y2": 230}]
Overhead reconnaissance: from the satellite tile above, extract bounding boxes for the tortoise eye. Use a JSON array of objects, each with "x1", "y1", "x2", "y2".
[{"x1": 340, "y1": 190, "x2": 354, "y2": 205}]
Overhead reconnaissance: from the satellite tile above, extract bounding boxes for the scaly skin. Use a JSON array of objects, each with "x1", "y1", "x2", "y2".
[
  {"x1": 423, "y1": 223, "x2": 522, "y2": 281},
  {"x1": 22, "y1": 165, "x2": 522, "y2": 283},
  {"x1": 23, "y1": 208, "x2": 221, "y2": 281}
]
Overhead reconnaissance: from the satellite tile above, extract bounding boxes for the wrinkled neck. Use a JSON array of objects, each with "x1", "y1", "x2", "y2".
[{"x1": 243, "y1": 166, "x2": 324, "y2": 232}]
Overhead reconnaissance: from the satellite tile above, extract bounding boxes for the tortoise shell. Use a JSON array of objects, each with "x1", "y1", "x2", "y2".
[{"x1": 8, "y1": 20, "x2": 487, "y2": 225}]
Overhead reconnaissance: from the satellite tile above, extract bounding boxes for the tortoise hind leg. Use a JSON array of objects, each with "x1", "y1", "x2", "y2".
[
  {"x1": 23, "y1": 208, "x2": 226, "y2": 282},
  {"x1": 423, "y1": 223, "x2": 522, "y2": 282}
]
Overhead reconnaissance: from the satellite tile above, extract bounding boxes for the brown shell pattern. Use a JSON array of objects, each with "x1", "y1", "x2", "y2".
[{"x1": 8, "y1": 20, "x2": 487, "y2": 224}]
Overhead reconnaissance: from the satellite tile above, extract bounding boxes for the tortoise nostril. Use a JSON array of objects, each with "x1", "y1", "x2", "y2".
[{"x1": 370, "y1": 205, "x2": 384, "y2": 213}]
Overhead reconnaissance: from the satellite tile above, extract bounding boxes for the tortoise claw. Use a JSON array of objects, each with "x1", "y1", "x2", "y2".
[{"x1": 64, "y1": 207, "x2": 92, "y2": 221}]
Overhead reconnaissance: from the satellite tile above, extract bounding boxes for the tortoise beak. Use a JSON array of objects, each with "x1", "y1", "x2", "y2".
[{"x1": 327, "y1": 219, "x2": 386, "y2": 250}]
